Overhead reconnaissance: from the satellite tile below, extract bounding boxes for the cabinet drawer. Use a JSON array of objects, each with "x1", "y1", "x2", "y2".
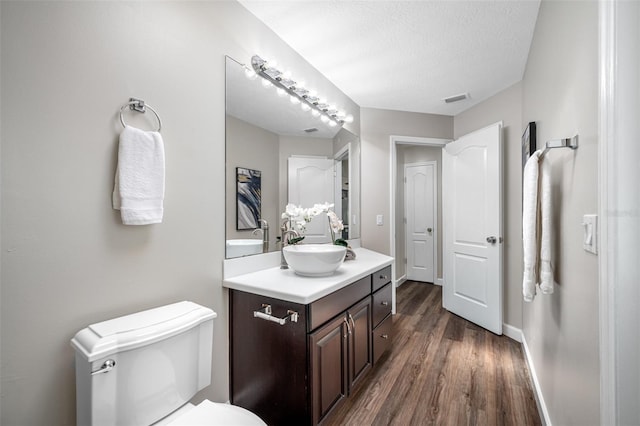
[
  {"x1": 308, "y1": 275, "x2": 370, "y2": 331},
  {"x1": 372, "y1": 283, "x2": 392, "y2": 328},
  {"x1": 372, "y1": 265, "x2": 392, "y2": 292},
  {"x1": 372, "y1": 314, "x2": 392, "y2": 365}
]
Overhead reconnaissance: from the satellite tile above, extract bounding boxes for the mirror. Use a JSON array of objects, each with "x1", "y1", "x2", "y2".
[{"x1": 225, "y1": 56, "x2": 360, "y2": 258}]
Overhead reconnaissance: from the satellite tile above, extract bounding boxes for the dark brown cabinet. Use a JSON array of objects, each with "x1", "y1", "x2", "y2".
[
  {"x1": 230, "y1": 267, "x2": 391, "y2": 425},
  {"x1": 310, "y1": 296, "x2": 372, "y2": 424},
  {"x1": 372, "y1": 282, "x2": 393, "y2": 365}
]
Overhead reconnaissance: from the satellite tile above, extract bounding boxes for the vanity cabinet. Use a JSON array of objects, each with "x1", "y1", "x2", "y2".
[{"x1": 229, "y1": 267, "x2": 391, "y2": 426}]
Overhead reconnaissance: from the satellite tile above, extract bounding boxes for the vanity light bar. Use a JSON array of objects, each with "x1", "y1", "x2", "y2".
[{"x1": 251, "y1": 55, "x2": 353, "y2": 126}]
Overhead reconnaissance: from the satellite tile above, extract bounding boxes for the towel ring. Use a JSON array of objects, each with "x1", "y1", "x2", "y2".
[{"x1": 119, "y1": 99, "x2": 162, "y2": 132}]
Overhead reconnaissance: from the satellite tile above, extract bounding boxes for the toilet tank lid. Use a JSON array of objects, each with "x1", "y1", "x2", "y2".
[{"x1": 71, "y1": 301, "x2": 216, "y2": 362}]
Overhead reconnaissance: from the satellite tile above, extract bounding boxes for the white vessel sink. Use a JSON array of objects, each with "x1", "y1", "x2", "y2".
[
  {"x1": 283, "y1": 244, "x2": 347, "y2": 277},
  {"x1": 226, "y1": 239, "x2": 263, "y2": 258}
]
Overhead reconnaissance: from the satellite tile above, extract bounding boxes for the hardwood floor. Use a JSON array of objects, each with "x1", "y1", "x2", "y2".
[{"x1": 325, "y1": 281, "x2": 541, "y2": 426}]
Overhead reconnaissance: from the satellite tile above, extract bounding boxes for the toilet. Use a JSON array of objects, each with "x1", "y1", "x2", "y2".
[{"x1": 71, "y1": 301, "x2": 266, "y2": 426}]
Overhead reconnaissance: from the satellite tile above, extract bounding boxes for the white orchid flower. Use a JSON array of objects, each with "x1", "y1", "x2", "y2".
[
  {"x1": 327, "y1": 210, "x2": 344, "y2": 232},
  {"x1": 313, "y1": 202, "x2": 334, "y2": 213}
]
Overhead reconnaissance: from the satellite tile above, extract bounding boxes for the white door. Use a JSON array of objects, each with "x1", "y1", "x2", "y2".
[
  {"x1": 288, "y1": 157, "x2": 338, "y2": 243},
  {"x1": 442, "y1": 122, "x2": 503, "y2": 334},
  {"x1": 405, "y1": 162, "x2": 436, "y2": 283}
]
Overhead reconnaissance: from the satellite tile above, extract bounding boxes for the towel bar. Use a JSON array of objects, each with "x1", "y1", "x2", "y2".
[
  {"x1": 541, "y1": 134, "x2": 578, "y2": 157},
  {"x1": 253, "y1": 304, "x2": 299, "y2": 325},
  {"x1": 119, "y1": 98, "x2": 162, "y2": 132}
]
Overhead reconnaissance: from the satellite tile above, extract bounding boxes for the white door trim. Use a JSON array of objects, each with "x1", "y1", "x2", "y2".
[
  {"x1": 389, "y1": 136, "x2": 450, "y2": 314},
  {"x1": 404, "y1": 160, "x2": 438, "y2": 283},
  {"x1": 598, "y1": 1, "x2": 640, "y2": 423},
  {"x1": 598, "y1": 2, "x2": 615, "y2": 423}
]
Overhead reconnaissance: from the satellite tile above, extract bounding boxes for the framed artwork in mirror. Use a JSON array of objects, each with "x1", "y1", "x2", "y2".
[
  {"x1": 236, "y1": 167, "x2": 261, "y2": 230},
  {"x1": 522, "y1": 121, "x2": 537, "y2": 169}
]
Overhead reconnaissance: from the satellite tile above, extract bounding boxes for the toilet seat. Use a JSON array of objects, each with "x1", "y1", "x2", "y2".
[{"x1": 166, "y1": 400, "x2": 266, "y2": 426}]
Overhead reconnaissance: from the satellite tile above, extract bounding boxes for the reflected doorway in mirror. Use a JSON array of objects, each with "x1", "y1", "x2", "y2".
[{"x1": 236, "y1": 167, "x2": 262, "y2": 230}]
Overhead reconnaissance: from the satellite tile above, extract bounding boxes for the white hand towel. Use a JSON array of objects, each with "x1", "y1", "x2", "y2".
[
  {"x1": 539, "y1": 155, "x2": 554, "y2": 294},
  {"x1": 112, "y1": 125, "x2": 165, "y2": 225},
  {"x1": 522, "y1": 152, "x2": 540, "y2": 302}
]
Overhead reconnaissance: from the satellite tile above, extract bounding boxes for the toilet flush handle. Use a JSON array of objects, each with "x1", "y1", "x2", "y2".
[{"x1": 91, "y1": 359, "x2": 116, "y2": 375}]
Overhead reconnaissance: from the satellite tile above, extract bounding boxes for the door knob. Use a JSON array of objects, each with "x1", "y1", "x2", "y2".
[
  {"x1": 486, "y1": 236, "x2": 497, "y2": 244},
  {"x1": 427, "y1": 227, "x2": 432, "y2": 234}
]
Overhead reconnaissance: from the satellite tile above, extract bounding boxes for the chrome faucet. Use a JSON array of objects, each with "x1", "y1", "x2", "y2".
[
  {"x1": 280, "y1": 221, "x2": 300, "y2": 269},
  {"x1": 252, "y1": 219, "x2": 269, "y2": 253}
]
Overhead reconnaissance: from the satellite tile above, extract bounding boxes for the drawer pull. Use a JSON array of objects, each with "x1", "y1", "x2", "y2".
[
  {"x1": 381, "y1": 334, "x2": 389, "y2": 339},
  {"x1": 379, "y1": 275, "x2": 389, "y2": 281},
  {"x1": 380, "y1": 301, "x2": 389, "y2": 306},
  {"x1": 253, "y1": 304, "x2": 298, "y2": 325}
]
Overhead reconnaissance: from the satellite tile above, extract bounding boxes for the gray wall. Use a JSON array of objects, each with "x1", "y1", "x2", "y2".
[
  {"x1": 0, "y1": 2, "x2": 359, "y2": 425},
  {"x1": 521, "y1": 1, "x2": 600, "y2": 424},
  {"x1": 360, "y1": 108, "x2": 453, "y2": 255},
  {"x1": 453, "y1": 82, "x2": 523, "y2": 329},
  {"x1": 226, "y1": 115, "x2": 279, "y2": 246}
]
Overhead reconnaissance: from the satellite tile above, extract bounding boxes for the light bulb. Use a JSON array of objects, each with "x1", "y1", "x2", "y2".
[
  {"x1": 320, "y1": 115, "x2": 329, "y2": 123},
  {"x1": 308, "y1": 90, "x2": 318, "y2": 98},
  {"x1": 328, "y1": 120, "x2": 337, "y2": 127},
  {"x1": 311, "y1": 109, "x2": 320, "y2": 117},
  {"x1": 277, "y1": 88, "x2": 287, "y2": 97},
  {"x1": 244, "y1": 67, "x2": 257, "y2": 80},
  {"x1": 344, "y1": 114, "x2": 354, "y2": 123},
  {"x1": 301, "y1": 103, "x2": 311, "y2": 112},
  {"x1": 290, "y1": 95, "x2": 300, "y2": 104},
  {"x1": 261, "y1": 79, "x2": 272, "y2": 88}
]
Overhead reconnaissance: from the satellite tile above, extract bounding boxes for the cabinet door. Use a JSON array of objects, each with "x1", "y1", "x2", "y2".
[
  {"x1": 310, "y1": 314, "x2": 348, "y2": 425},
  {"x1": 347, "y1": 297, "x2": 372, "y2": 391}
]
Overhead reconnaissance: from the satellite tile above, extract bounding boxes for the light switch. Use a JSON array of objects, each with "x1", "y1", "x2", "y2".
[
  {"x1": 376, "y1": 214, "x2": 384, "y2": 226},
  {"x1": 582, "y1": 214, "x2": 597, "y2": 254}
]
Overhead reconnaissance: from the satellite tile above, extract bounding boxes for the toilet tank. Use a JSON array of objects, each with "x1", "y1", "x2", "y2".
[{"x1": 71, "y1": 301, "x2": 216, "y2": 426}]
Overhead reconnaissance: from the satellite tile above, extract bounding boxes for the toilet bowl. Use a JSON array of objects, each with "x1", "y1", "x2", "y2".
[{"x1": 71, "y1": 301, "x2": 266, "y2": 426}]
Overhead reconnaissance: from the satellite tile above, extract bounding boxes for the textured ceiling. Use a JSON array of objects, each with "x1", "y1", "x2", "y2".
[{"x1": 238, "y1": 0, "x2": 540, "y2": 116}]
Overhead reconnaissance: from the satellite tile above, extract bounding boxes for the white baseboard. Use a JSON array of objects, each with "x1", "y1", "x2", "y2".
[
  {"x1": 522, "y1": 334, "x2": 552, "y2": 426},
  {"x1": 435, "y1": 277, "x2": 443, "y2": 286},
  {"x1": 395, "y1": 274, "x2": 407, "y2": 287},
  {"x1": 502, "y1": 323, "x2": 523, "y2": 342}
]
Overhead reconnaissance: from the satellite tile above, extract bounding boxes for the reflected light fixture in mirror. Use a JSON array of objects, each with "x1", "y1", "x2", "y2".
[{"x1": 251, "y1": 55, "x2": 354, "y2": 127}]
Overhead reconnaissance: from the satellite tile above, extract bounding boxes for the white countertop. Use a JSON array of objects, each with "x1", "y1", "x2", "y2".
[{"x1": 223, "y1": 248, "x2": 394, "y2": 304}]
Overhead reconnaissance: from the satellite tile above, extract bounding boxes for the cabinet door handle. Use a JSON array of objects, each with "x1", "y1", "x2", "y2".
[
  {"x1": 348, "y1": 313, "x2": 356, "y2": 331},
  {"x1": 343, "y1": 317, "x2": 352, "y2": 336},
  {"x1": 381, "y1": 301, "x2": 389, "y2": 306},
  {"x1": 381, "y1": 334, "x2": 389, "y2": 339},
  {"x1": 379, "y1": 275, "x2": 389, "y2": 281}
]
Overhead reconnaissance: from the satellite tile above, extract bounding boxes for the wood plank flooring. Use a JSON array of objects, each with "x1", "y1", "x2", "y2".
[{"x1": 325, "y1": 281, "x2": 541, "y2": 426}]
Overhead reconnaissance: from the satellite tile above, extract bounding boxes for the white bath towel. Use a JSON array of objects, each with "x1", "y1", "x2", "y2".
[
  {"x1": 538, "y1": 155, "x2": 554, "y2": 295},
  {"x1": 522, "y1": 152, "x2": 540, "y2": 302},
  {"x1": 112, "y1": 125, "x2": 165, "y2": 225},
  {"x1": 522, "y1": 151, "x2": 555, "y2": 301}
]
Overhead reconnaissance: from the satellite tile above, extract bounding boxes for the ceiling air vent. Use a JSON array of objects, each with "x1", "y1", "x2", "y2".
[
  {"x1": 304, "y1": 128, "x2": 319, "y2": 133},
  {"x1": 443, "y1": 92, "x2": 469, "y2": 103}
]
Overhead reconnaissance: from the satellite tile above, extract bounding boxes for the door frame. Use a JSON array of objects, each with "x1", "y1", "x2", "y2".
[
  {"x1": 389, "y1": 136, "x2": 450, "y2": 300},
  {"x1": 334, "y1": 143, "x2": 351, "y2": 239},
  {"x1": 599, "y1": 0, "x2": 640, "y2": 423},
  {"x1": 404, "y1": 161, "x2": 438, "y2": 283}
]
